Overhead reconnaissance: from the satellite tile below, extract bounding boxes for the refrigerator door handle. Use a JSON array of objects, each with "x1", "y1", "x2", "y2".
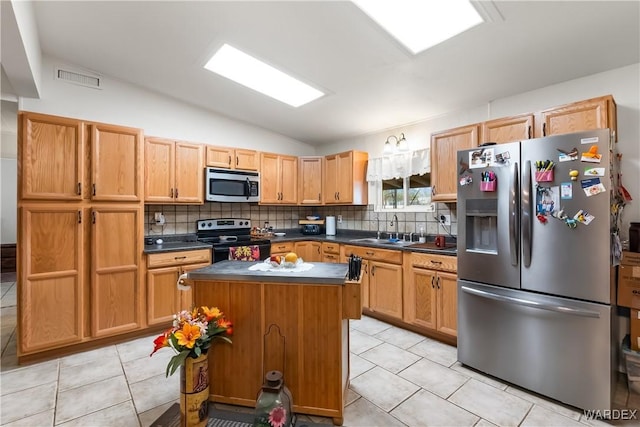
[
  {"x1": 460, "y1": 286, "x2": 601, "y2": 318},
  {"x1": 509, "y1": 162, "x2": 519, "y2": 266},
  {"x1": 522, "y1": 160, "x2": 532, "y2": 267}
]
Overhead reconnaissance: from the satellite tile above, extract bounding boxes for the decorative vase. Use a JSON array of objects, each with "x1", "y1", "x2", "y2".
[{"x1": 180, "y1": 353, "x2": 210, "y2": 427}]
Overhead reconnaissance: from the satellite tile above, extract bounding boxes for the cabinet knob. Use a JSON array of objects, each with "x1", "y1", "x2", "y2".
[
  {"x1": 77, "y1": 182, "x2": 82, "y2": 196},
  {"x1": 542, "y1": 122, "x2": 547, "y2": 136},
  {"x1": 175, "y1": 188, "x2": 179, "y2": 199},
  {"x1": 228, "y1": 155, "x2": 232, "y2": 166},
  {"x1": 431, "y1": 276, "x2": 435, "y2": 288},
  {"x1": 170, "y1": 188, "x2": 174, "y2": 198},
  {"x1": 92, "y1": 183, "x2": 96, "y2": 196}
]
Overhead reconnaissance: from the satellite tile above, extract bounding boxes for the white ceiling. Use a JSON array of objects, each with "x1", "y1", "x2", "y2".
[{"x1": 5, "y1": 1, "x2": 640, "y2": 145}]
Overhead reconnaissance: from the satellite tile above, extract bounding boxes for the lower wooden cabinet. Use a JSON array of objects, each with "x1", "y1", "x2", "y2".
[
  {"x1": 342, "y1": 245, "x2": 403, "y2": 319},
  {"x1": 91, "y1": 205, "x2": 143, "y2": 338},
  {"x1": 271, "y1": 241, "x2": 294, "y2": 258},
  {"x1": 19, "y1": 205, "x2": 84, "y2": 353},
  {"x1": 146, "y1": 249, "x2": 211, "y2": 325},
  {"x1": 294, "y1": 241, "x2": 322, "y2": 262},
  {"x1": 403, "y1": 253, "x2": 458, "y2": 338},
  {"x1": 322, "y1": 242, "x2": 341, "y2": 263}
]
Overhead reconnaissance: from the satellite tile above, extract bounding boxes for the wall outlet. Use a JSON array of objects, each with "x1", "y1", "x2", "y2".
[
  {"x1": 154, "y1": 212, "x2": 165, "y2": 225},
  {"x1": 337, "y1": 215, "x2": 343, "y2": 223},
  {"x1": 440, "y1": 214, "x2": 451, "y2": 226}
]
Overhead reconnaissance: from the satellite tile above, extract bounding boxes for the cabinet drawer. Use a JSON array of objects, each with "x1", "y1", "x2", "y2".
[
  {"x1": 322, "y1": 242, "x2": 340, "y2": 255},
  {"x1": 343, "y1": 245, "x2": 402, "y2": 265},
  {"x1": 147, "y1": 249, "x2": 212, "y2": 268},
  {"x1": 411, "y1": 253, "x2": 457, "y2": 273},
  {"x1": 271, "y1": 241, "x2": 294, "y2": 254}
]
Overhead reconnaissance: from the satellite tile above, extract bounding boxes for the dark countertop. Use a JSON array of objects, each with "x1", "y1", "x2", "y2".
[
  {"x1": 187, "y1": 260, "x2": 349, "y2": 284},
  {"x1": 268, "y1": 230, "x2": 457, "y2": 256},
  {"x1": 143, "y1": 234, "x2": 212, "y2": 254},
  {"x1": 143, "y1": 231, "x2": 456, "y2": 256}
]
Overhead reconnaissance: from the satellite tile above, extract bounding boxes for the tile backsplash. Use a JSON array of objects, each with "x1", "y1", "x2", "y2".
[{"x1": 145, "y1": 203, "x2": 457, "y2": 237}]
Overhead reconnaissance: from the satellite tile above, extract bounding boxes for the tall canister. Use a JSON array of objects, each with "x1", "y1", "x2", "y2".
[
  {"x1": 630, "y1": 222, "x2": 640, "y2": 253},
  {"x1": 326, "y1": 216, "x2": 336, "y2": 236}
]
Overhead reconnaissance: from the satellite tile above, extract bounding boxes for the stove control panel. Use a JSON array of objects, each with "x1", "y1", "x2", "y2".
[{"x1": 197, "y1": 218, "x2": 251, "y2": 231}]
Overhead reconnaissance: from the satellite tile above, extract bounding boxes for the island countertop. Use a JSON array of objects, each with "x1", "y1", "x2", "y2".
[{"x1": 187, "y1": 259, "x2": 349, "y2": 284}]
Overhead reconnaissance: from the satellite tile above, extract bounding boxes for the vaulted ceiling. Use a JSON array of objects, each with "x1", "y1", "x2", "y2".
[{"x1": 3, "y1": 1, "x2": 639, "y2": 145}]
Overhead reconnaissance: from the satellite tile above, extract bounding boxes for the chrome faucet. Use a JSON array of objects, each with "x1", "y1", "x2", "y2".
[{"x1": 390, "y1": 214, "x2": 399, "y2": 239}]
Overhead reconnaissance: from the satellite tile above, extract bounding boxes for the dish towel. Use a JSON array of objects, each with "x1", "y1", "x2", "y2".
[{"x1": 229, "y1": 245, "x2": 260, "y2": 261}]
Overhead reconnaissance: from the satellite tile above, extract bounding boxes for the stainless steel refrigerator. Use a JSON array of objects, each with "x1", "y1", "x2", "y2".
[{"x1": 457, "y1": 128, "x2": 617, "y2": 411}]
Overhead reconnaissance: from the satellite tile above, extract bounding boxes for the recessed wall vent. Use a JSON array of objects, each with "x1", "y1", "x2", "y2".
[{"x1": 55, "y1": 67, "x2": 102, "y2": 89}]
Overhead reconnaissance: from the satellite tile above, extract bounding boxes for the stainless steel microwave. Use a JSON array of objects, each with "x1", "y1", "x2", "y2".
[{"x1": 205, "y1": 168, "x2": 260, "y2": 202}]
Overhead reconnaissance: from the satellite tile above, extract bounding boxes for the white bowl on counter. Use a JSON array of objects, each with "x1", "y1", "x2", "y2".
[{"x1": 274, "y1": 232, "x2": 286, "y2": 237}]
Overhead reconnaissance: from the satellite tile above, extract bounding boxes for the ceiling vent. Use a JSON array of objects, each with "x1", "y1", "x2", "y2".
[{"x1": 55, "y1": 67, "x2": 102, "y2": 90}]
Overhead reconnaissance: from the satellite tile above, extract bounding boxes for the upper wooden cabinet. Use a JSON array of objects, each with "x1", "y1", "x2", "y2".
[
  {"x1": 145, "y1": 137, "x2": 204, "y2": 204},
  {"x1": 206, "y1": 146, "x2": 259, "y2": 171},
  {"x1": 298, "y1": 156, "x2": 324, "y2": 205},
  {"x1": 260, "y1": 153, "x2": 298, "y2": 204},
  {"x1": 430, "y1": 124, "x2": 479, "y2": 202},
  {"x1": 481, "y1": 113, "x2": 534, "y2": 144},
  {"x1": 19, "y1": 112, "x2": 143, "y2": 202},
  {"x1": 91, "y1": 123, "x2": 143, "y2": 202},
  {"x1": 323, "y1": 151, "x2": 368, "y2": 205},
  {"x1": 537, "y1": 95, "x2": 617, "y2": 140},
  {"x1": 20, "y1": 113, "x2": 84, "y2": 201}
]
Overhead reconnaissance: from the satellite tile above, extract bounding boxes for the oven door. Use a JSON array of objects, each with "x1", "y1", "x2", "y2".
[
  {"x1": 212, "y1": 242, "x2": 271, "y2": 263},
  {"x1": 205, "y1": 168, "x2": 260, "y2": 202}
]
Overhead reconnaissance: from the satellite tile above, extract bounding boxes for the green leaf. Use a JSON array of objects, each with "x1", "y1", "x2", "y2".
[
  {"x1": 194, "y1": 346, "x2": 201, "y2": 357},
  {"x1": 166, "y1": 350, "x2": 190, "y2": 377}
]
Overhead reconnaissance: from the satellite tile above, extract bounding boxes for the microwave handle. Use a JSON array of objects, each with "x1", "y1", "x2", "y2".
[{"x1": 245, "y1": 178, "x2": 250, "y2": 200}]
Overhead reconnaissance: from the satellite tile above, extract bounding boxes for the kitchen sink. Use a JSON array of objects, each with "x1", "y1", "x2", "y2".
[{"x1": 348, "y1": 237, "x2": 413, "y2": 246}]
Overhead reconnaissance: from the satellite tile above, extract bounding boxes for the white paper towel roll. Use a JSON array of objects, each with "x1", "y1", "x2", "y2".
[
  {"x1": 177, "y1": 273, "x2": 191, "y2": 290},
  {"x1": 326, "y1": 216, "x2": 336, "y2": 235}
]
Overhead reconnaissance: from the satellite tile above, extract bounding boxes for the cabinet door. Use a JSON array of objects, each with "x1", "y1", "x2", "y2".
[
  {"x1": 206, "y1": 146, "x2": 234, "y2": 168},
  {"x1": 298, "y1": 157, "x2": 323, "y2": 204},
  {"x1": 481, "y1": 114, "x2": 534, "y2": 144},
  {"x1": 91, "y1": 205, "x2": 142, "y2": 337},
  {"x1": 404, "y1": 267, "x2": 437, "y2": 330},
  {"x1": 336, "y1": 152, "x2": 354, "y2": 203},
  {"x1": 436, "y1": 271, "x2": 457, "y2": 337},
  {"x1": 20, "y1": 113, "x2": 84, "y2": 200},
  {"x1": 279, "y1": 155, "x2": 298, "y2": 204},
  {"x1": 323, "y1": 154, "x2": 339, "y2": 204},
  {"x1": 19, "y1": 205, "x2": 84, "y2": 352},
  {"x1": 369, "y1": 261, "x2": 403, "y2": 319},
  {"x1": 144, "y1": 137, "x2": 175, "y2": 203},
  {"x1": 260, "y1": 153, "x2": 280, "y2": 203},
  {"x1": 91, "y1": 123, "x2": 143, "y2": 201},
  {"x1": 175, "y1": 142, "x2": 204, "y2": 203},
  {"x1": 431, "y1": 124, "x2": 479, "y2": 202},
  {"x1": 235, "y1": 149, "x2": 259, "y2": 171},
  {"x1": 539, "y1": 96, "x2": 615, "y2": 138},
  {"x1": 294, "y1": 241, "x2": 321, "y2": 262},
  {"x1": 147, "y1": 266, "x2": 180, "y2": 325}
]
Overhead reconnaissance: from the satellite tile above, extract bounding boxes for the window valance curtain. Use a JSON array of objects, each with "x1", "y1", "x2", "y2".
[{"x1": 366, "y1": 148, "x2": 430, "y2": 181}]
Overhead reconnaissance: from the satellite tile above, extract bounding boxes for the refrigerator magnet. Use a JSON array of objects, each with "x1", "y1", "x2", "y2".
[
  {"x1": 581, "y1": 178, "x2": 606, "y2": 197},
  {"x1": 580, "y1": 145, "x2": 602, "y2": 163},
  {"x1": 460, "y1": 175, "x2": 472, "y2": 186},
  {"x1": 573, "y1": 210, "x2": 595, "y2": 226},
  {"x1": 557, "y1": 147, "x2": 578, "y2": 162},
  {"x1": 469, "y1": 148, "x2": 494, "y2": 168},
  {"x1": 561, "y1": 182, "x2": 573, "y2": 199},
  {"x1": 584, "y1": 167, "x2": 605, "y2": 177},
  {"x1": 494, "y1": 151, "x2": 511, "y2": 165}
]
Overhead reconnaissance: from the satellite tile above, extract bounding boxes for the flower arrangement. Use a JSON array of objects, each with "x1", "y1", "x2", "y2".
[{"x1": 150, "y1": 306, "x2": 232, "y2": 376}]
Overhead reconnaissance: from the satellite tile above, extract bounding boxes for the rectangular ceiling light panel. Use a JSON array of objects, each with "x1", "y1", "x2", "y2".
[
  {"x1": 352, "y1": 0, "x2": 484, "y2": 54},
  {"x1": 204, "y1": 44, "x2": 324, "y2": 107}
]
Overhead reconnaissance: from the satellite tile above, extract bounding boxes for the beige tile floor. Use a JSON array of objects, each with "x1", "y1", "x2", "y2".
[{"x1": 1, "y1": 272, "x2": 639, "y2": 426}]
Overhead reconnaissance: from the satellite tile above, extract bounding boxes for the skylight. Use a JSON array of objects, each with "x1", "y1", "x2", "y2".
[
  {"x1": 204, "y1": 44, "x2": 324, "y2": 107},
  {"x1": 352, "y1": 0, "x2": 484, "y2": 54}
]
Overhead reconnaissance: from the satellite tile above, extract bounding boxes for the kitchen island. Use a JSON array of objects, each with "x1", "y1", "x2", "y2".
[{"x1": 185, "y1": 260, "x2": 361, "y2": 426}]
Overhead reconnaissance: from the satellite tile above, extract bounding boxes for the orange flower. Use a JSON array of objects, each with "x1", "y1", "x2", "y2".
[
  {"x1": 202, "y1": 306, "x2": 222, "y2": 321},
  {"x1": 150, "y1": 330, "x2": 170, "y2": 356},
  {"x1": 218, "y1": 318, "x2": 233, "y2": 335},
  {"x1": 174, "y1": 323, "x2": 201, "y2": 348}
]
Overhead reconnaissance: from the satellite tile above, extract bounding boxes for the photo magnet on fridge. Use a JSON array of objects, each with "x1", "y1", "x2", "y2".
[
  {"x1": 584, "y1": 167, "x2": 605, "y2": 177},
  {"x1": 581, "y1": 145, "x2": 602, "y2": 163},
  {"x1": 561, "y1": 183, "x2": 573, "y2": 199},
  {"x1": 574, "y1": 210, "x2": 595, "y2": 226},
  {"x1": 581, "y1": 177, "x2": 606, "y2": 197}
]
